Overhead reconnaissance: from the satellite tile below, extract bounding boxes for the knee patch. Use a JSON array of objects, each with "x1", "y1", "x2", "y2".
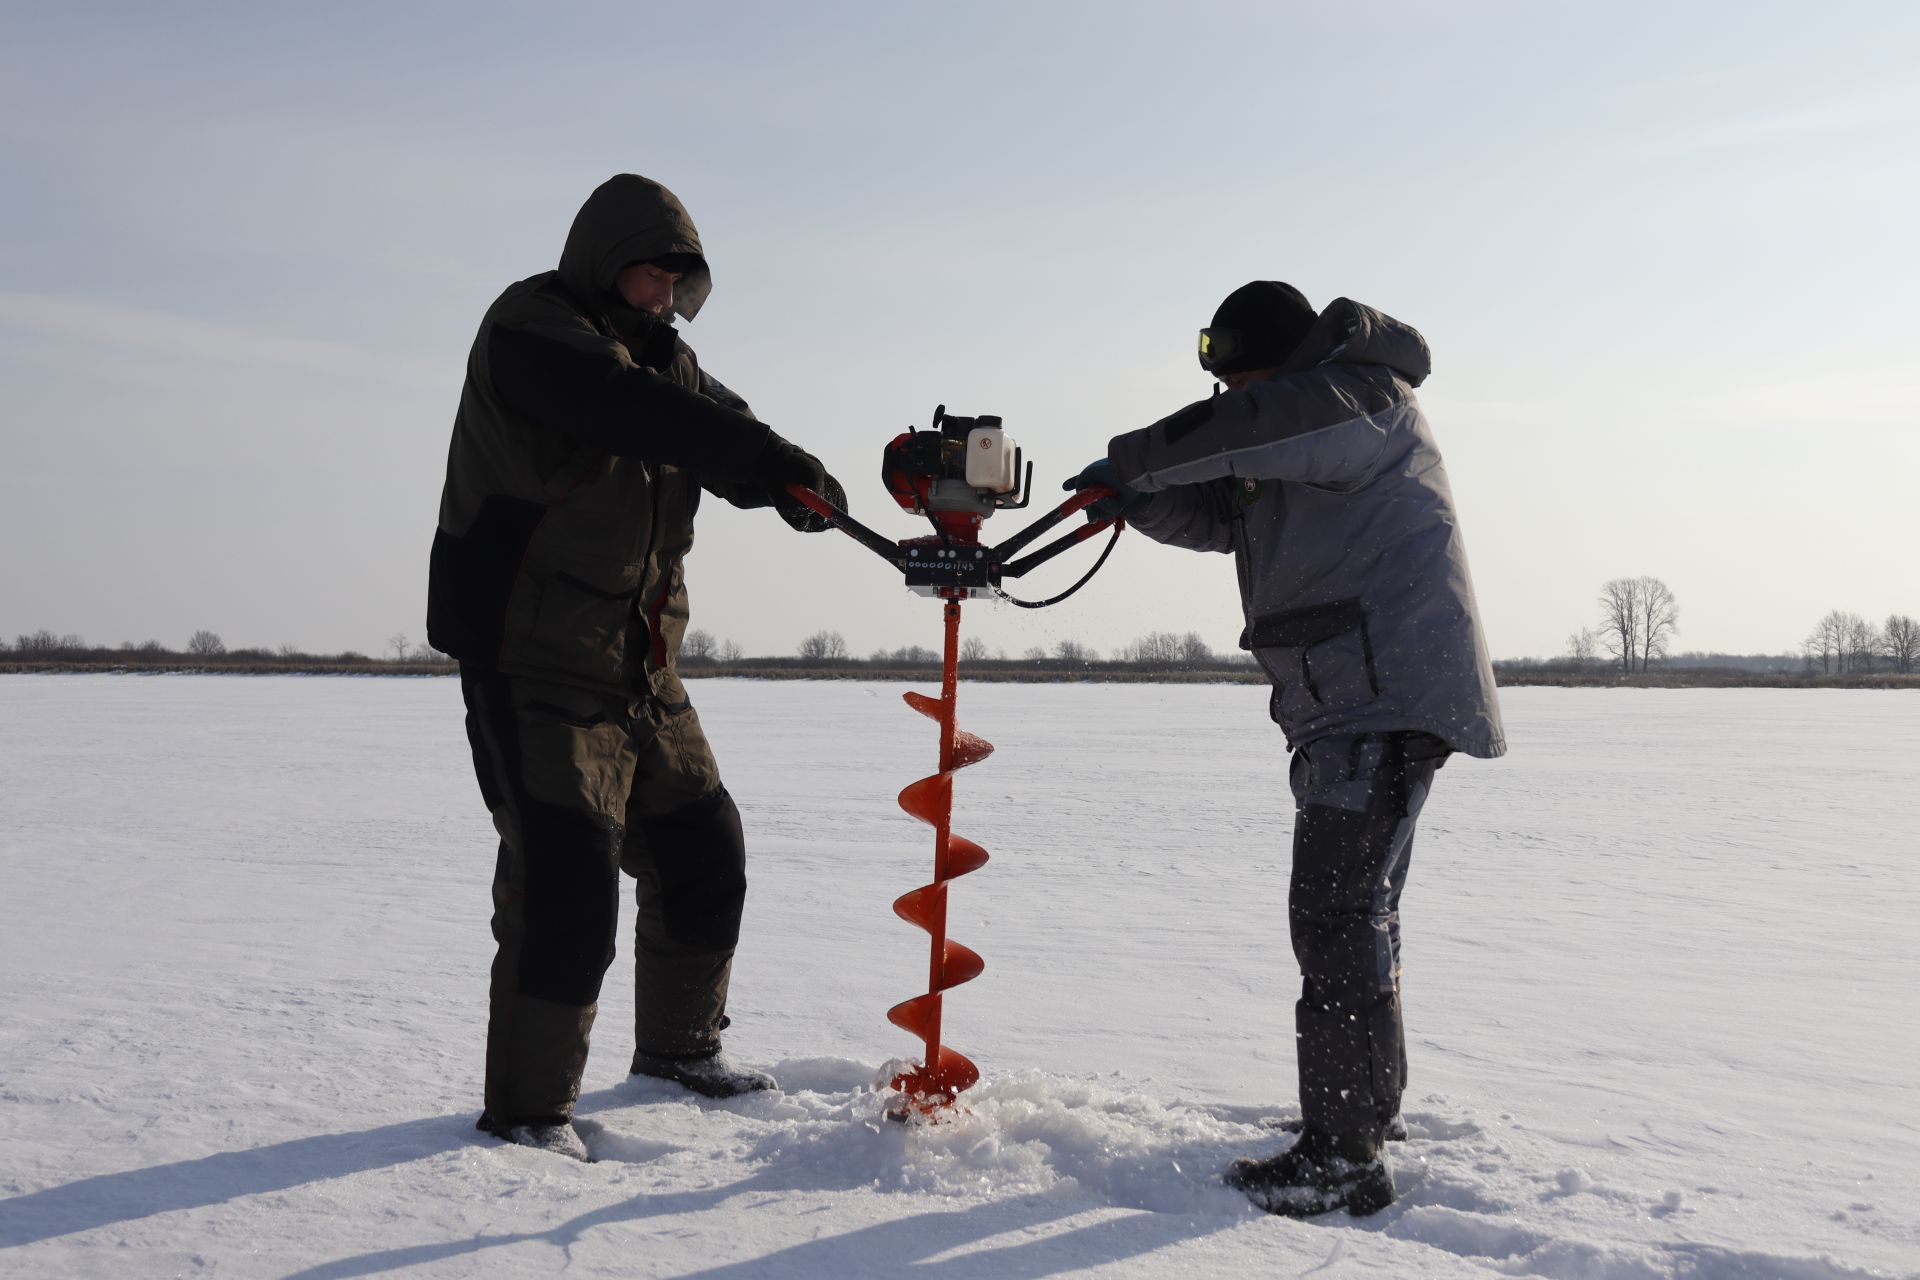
[
  {"x1": 637, "y1": 789, "x2": 747, "y2": 952},
  {"x1": 515, "y1": 800, "x2": 622, "y2": 1004}
]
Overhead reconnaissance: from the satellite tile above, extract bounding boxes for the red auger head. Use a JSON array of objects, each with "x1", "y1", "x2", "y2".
[
  {"x1": 883, "y1": 430, "x2": 984, "y2": 542},
  {"x1": 889, "y1": 1049, "x2": 982, "y2": 1115}
]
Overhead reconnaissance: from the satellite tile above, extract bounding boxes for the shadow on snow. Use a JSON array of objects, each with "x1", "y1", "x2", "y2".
[{"x1": 0, "y1": 1086, "x2": 1237, "y2": 1280}]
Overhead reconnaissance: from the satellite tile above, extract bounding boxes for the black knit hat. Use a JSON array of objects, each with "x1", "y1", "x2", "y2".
[{"x1": 1198, "y1": 281, "x2": 1317, "y2": 375}]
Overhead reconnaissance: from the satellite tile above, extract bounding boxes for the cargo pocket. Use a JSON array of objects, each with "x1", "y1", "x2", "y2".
[
  {"x1": 1243, "y1": 597, "x2": 1380, "y2": 722},
  {"x1": 514, "y1": 685, "x2": 634, "y2": 820},
  {"x1": 523, "y1": 571, "x2": 635, "y2": 684},
  {"x1": 648, "y1": 666, "x2": 692, "y2": 715}
]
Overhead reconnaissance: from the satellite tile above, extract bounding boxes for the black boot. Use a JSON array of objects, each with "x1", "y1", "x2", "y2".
[
  {"x1": 477, "y1": 1112, "x2": 591, "y2": 1162},
  {"x1": 630, "y1": 1047, "x2": 777, "y2": 1098},
  {"x1": 1225, "y1": 1125, "x2": 1394, "y2": 1217}
]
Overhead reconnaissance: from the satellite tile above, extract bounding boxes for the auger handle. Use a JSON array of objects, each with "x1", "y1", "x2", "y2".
[
  {"x1": 987, "y1": 484, "x2": 1116, "y2": 561},
  {"x1": 784, "y1": 480, "x2": 1126, "y2": 587},
  {"x1": 784, "y1": 483, "x2": 905, "y2": 565},
  {"x1": 1001, "y1": 514, "x2": 1124, "y2": 580}
]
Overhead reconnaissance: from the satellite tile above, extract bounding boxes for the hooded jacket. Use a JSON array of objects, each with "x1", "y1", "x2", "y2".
[
  {"x1": 1108, "y1": 299, "x2": 1505, "y2": 758},
  {"x1": 428, "y1": 174, "x2": 775, "y2": 700}
]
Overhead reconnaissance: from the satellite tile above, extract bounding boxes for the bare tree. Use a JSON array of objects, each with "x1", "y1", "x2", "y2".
[
  {"x1": 1805, "y1": 611, "x2": 1843, "y2": 674},
  {"x1": 1810, "y1": 609, "x2": 1870, "y2": 673},
  {"x1": 1126, "y1": 632, "x2": 1181, "y2": 667},
  {"x1": 1054, "y1": 639, "x2": 1096, "y2": 662},
  {"x1": 871, "y1": 644, "x2": 937, "y2": 663},
  {"x1": 1594, "y1": 577, "x2": 1678, "y2": 672},
  {"x1": 1884, "y1": 614, "x2": 1920, "y2": 675},
  {"x1": 1596, "y1": 578, "x2": 1642, "y2": 674},
  {"x1": 387, "y1": 632, "x2": 410, "y2": 662},
  {"x1": 17, "y1": 630, "x2": 83, "y2": 653},
  {"x1": 719, "y1": 639, "x2": 744, "y2": 663},
  {"x1": 1022, "y1": 646, "x2": 1048, "y2": 661},
  {"x1": 681, "y1": 628, "x2": 717, "y2": 662},
  {"x1": 1179, "y1": 632, "x2": 1212, "y2": 663},
  {"x1": 1845, "y1": 614, "x2": 1881, "y2": 674},
  {"x1": 959, "y1": 636, "x2": 990, "y2": 662},
  {"x1": 1634, "y1": 577, "x2": 1679, "y2": 671},
  {"x1": 1565, "y1": 627, "x2": 1600, "y2": 671},
  {"x1": 1835, "y1": 617, "x2": 1860, "y2": 673},
  {"x1": 187, "y1": 630, "x2": 226, "y2": 657},
  {"x1": 797, "y1": 630, "x2": 848, "y2": 661}
]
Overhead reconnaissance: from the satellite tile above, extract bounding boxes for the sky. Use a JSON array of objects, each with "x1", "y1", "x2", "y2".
[{"x1": 2, "y1": 1, "x2": 1916, "y2": 661}]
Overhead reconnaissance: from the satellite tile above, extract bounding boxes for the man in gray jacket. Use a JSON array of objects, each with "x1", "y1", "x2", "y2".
[{"x1": 1067, "y1": 281, "x2": 1503, "y2": 1217}]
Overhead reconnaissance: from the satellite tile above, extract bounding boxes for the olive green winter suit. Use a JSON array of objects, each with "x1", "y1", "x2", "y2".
[{"x1": 427, "y1": 174, "x2": 810, "y2": 1131}]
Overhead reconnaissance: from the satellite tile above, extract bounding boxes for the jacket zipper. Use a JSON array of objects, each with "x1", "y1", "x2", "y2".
[{"x1": 643, "y1": 464, "x2": 668, "y2": 670}]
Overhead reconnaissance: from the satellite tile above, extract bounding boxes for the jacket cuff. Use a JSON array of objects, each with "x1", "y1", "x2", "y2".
[{"x1": 1107, "y1": 427, "x2": 1159, "y2": 492}]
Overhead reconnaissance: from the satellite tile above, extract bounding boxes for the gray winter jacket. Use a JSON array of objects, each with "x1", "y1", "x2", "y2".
[{"x1": 1108, "y1": 299, "x2": 1505, "y2": 758}]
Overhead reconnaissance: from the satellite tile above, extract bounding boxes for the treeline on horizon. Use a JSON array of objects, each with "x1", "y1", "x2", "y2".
[
  {"x1": 4, "y1": 628, "x2": 1916, "y2": 687},
  {"x1": 12, "y1": 572, "x2": 1917, "y2": 685}
]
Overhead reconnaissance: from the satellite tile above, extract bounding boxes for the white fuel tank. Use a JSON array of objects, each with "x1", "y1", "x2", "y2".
[{"x1": 963, "y1": 427, "x2": 1018, "y2": 494}]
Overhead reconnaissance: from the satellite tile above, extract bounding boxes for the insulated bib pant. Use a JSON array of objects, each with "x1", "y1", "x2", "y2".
[{"x1": 459, "y1": 668, "x2": 746, "y2": 1129}]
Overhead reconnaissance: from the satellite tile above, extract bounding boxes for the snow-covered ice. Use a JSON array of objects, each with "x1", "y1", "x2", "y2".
[{"x1": 1, "y1": 675, "x2": 1915, "y2": 1278}]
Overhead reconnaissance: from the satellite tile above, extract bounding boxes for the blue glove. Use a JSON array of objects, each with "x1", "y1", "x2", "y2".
[{"x1": 1062, "y1": 457, "x2": 1147, "y2": 521}]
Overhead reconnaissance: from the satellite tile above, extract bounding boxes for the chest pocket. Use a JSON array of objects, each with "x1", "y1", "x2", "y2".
[
  {"x1": 1243, "y1": 596, "x2": 1381, "y2": 722},
  {"x1": 523, "y1": 568, "x2": 637, "y2": 685}
]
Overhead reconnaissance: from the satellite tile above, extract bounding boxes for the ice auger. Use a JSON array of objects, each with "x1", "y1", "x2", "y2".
[{"x1": 783, "y1": 405, "x2": 1123, "y2": 1117}]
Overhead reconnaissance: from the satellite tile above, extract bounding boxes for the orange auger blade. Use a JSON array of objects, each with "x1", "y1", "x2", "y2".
[
  {"x1": 897, "y1": 773, "x2": 952, "y2": 826},
  {"x1": 950, "y1": 732, "x2": 995, "y2": 769},
  {"x1": 887, "y1": 598, "x2": 992, "y2": 1116},
  {"x1": 937, "y1": 940, "x2": 985, "y2": 989},
  {"x1": 946, "y1": 835, "x2": 989, "y2": 878},
  {"x1": 891, "y1": 882, "x2": 943, "y2": 928},
  {"x1": 906, "y1": 691, "x2": 995, "y2": 768},
  {"x1": 886, "y1": 992, "x2": 940, "y2": 1038}
]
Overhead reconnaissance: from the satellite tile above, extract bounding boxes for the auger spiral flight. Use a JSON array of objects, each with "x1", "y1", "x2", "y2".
[{"x1": 783, "y1": 405, "x2": 1123, "y2": 1118}]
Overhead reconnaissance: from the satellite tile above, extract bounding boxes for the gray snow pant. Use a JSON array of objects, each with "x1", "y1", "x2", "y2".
[{"x1": 1288, "y1": 731, "x2": 1447, "y2": 1135}]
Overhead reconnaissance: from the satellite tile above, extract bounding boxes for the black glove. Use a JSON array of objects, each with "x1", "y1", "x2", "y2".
[
  {"x1": 1062, "y1": 457, "x2": 1147, "y2": 522},
  {"x1": 753, "y1": 433, "x2": 828, "y2": 494},
  {"x1": 776, "y1": 471, "x2": 847, "y2": 533}
]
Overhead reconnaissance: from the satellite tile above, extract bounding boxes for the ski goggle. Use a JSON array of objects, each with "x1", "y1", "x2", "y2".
[{"x1": 1197, "y1": 326, "x2": 1245, "y2": 373}]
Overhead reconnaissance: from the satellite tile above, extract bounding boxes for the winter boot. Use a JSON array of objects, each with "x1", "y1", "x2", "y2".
[
  {"x1": 1225, "y1": 1125, "x2": 1394, "y2": 1218},
  {"x1": 478, "y1": 1113, "x2": 592, "y2": 1162},
  {"x1": 630, "y1": 1047, "x2": 777, "y2": 1099},
  {"x1": 1268, "y1": 1113, "x2": 1409, "y2": 1143}
]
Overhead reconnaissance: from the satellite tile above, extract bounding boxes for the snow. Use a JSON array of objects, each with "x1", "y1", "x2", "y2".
[{"x1": 1, "y1": 675, "x2": 1916, "y2": 1278}]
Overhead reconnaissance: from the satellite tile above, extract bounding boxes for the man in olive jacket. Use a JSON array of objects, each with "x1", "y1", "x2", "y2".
[
  {"x1": 428, "y1": 173, "x2": 841, "y2": 1160},
  {"x1": 1067, "y1": 281, "x2": 1503, "y2": 1216}
]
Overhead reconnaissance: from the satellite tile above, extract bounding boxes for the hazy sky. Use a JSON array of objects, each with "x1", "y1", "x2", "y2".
[{"x1": 3, "y1": 2, "x2": 1916, "y2": 661}]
